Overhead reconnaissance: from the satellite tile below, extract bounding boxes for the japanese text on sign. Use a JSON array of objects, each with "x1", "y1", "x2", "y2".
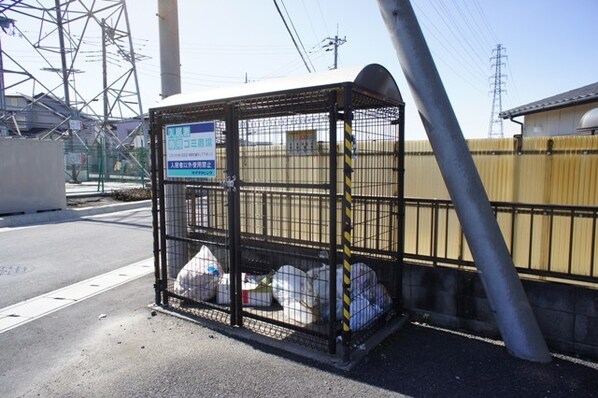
[
  {"x1": 287, "y1": 129, "x2": 317, "y2": 156},
  {"x1": 165, "y1": 121, "x2": 217, "y2": 178}
]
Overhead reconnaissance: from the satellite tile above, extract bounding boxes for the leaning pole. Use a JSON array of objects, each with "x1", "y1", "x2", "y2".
[{"x1": 377, "y1": 0, "x2": 551, "y2": 363}]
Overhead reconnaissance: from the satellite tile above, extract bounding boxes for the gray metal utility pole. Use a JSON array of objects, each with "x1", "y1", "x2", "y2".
[
  {"x1": 55, "y1": 0, "x2": 78, "y2": 183},
  {"x1": 158, "y1": 0, "x2": 187, "y2": 277},
  {"x1": 324, "y1": 28, "x2": 346, "y2": 70},
  {"x1": 377, "y1": 0, "x2": 551, "y2": 363}
]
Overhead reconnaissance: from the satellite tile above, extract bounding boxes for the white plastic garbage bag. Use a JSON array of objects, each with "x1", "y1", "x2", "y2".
[
  {"x1": 344, "y1": 262, "x2": 378, "y2": 298},
  {"x1": 350, "y1": 294, "x2": 383, "y2": 331},
  {"x1": 280, "y1": 298, "x2": 316, "y2": 324},
  {"x1": 364, "y1": 282, "x2": 393, "y2": 311},
  {"x1": 174, "y1": 245, "x2": 222, "y2": 302},
  {"x1": 311, "y1": 262, "x2": 392, "y2": 330},
  {"x1": 313, "y1": 262, "x2": 379, "y2": 301},
  {"x1": 307, "y1": 264, "x2": 329, "y2": 303},
  {"x1": 272, "y1": 265, "x2": 316, "y2": 324}
]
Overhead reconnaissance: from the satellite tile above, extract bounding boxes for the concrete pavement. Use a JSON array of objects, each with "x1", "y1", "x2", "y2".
[
  {"x1": 1, "y1": 182, "x2": 597, "y2": 396},
  {"x1": 1, "y1": 273, "x2": 597, "y2": 397}
]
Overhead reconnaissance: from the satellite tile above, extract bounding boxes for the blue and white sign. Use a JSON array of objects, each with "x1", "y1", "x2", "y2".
[{"x1": 165, "y1": 121, "x2": 217, "y2": 178}]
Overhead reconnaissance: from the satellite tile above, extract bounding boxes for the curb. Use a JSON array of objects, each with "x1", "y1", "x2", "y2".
[
  {"x1": 0, "y1": 200, "x2": 151, "y2": 228},
  {"x1": 150, "y1": 303, "x2": 408, "y2": 372}
]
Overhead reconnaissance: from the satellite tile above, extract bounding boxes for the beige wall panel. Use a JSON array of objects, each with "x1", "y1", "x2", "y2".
[
  {"x1": 546, "y1": 215, "x2": 571, "y2": 274},
  {"x1": 195, "y1": 135, "x2": 597, "y2": 280},
  {"x1": 512, "y1": 213, "x2": 532, "y2": 269},
  {"x1": 404, "y1": 207, "x2": 418, "y2": 255},
  {"x1": 571, "y1": 218, "x2": 594, "y2": 277},
  {"x1": 496, "y1": 211, "x2": 514, "y2": 253}
]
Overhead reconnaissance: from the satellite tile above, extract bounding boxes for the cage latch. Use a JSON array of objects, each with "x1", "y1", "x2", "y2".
[{"x1": 222, "y1": 175, "x2": 237, "y2": 192}]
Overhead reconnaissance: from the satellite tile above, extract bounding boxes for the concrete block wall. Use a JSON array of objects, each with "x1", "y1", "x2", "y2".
[
  {"x1": 403, "y1": 262, "x2": 598, "y2": 360},
  {"x1": 0, "y1": 139, "x2": 66, "y2": 215}
]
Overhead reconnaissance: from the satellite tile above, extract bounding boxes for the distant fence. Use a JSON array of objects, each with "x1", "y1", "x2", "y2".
[{"x1": 63, "y1": 142, "x2": 149, "y2": 184}]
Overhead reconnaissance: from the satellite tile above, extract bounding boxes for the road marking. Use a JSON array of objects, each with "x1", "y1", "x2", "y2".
[{"x1": 0, "y1": 257, "x2": 154, "y2": 334}]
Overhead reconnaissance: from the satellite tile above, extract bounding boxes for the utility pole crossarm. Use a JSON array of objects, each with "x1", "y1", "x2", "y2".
[{"x1": 323, "y1": 33, "x2": 347, "y2": 70}]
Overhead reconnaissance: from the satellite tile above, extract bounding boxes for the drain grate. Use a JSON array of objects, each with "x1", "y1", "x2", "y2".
[{"x1": 0, "y1": 265, "x2": 33, "y2": 276}]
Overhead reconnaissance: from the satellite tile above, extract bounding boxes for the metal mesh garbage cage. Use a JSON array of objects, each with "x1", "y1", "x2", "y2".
[{"x1": 150, "y1": 64, "x2": 405, "y2": 356}]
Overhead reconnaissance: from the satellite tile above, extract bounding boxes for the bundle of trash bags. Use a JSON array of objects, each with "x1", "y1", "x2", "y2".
[
  {"x1": 271, "y1": 263, "x2": 393, "y2": 330},
  {"x1": 173, "y1": 246, "x2": 392, "y2": 331}
]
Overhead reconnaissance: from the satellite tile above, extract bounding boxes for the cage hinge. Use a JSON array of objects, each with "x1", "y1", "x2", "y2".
[{"x1": 222, "y1": 175, "x2": 237, "y2": 192}]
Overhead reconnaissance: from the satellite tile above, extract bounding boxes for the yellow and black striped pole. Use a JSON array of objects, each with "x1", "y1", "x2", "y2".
[{"x1": 341, "y1": 89, "x2": 353, "y2": 359}]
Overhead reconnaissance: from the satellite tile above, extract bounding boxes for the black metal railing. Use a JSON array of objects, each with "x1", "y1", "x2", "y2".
[
  {"x1": 187, "y1": 187, "x2": 598, "y2": 285},
  {"x1": 187, "y1": 186, "x2": 401, "y2": 259},
  {"x1": 405, "y1": 198, "x2": 598, "y2": 285}
]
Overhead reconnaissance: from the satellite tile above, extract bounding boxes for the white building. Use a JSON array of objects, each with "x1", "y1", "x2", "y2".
[{"x1": 500, "y1": 81, "x2": 598, "y2": 137}]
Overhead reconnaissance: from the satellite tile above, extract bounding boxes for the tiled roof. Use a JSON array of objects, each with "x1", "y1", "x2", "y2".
[{"x1": 499, "y1": 81, "x2": 598, "y2": 118}]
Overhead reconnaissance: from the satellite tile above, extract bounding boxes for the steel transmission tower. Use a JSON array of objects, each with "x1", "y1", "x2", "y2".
[
  {"x1": 0, "y1": 0, "x2": 148, "y2": 181},
  {"x1": 0, "y1": 15, "x2": 15, "y2": 137},
  {"x1": 488, "y1": 44, "x2": 507, "y2": 138}
]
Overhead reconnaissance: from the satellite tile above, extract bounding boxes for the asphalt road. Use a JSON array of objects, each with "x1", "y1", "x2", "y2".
[
  {"x1": 1, "y1": 207, "x2": 597, "y2": 397},
  {"x1": 0, "y1": 208, "x2": 153, "y2": 307}
]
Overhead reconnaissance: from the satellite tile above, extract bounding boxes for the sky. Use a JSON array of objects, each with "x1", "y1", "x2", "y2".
[{"x1": 3, "y1": 0, "x2": 598, "y2": 141}]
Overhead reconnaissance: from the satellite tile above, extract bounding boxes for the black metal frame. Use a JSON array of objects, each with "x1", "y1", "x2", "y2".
[
  {"x1": 150, "y1": 76, "x2": 405, "y2": 355},
  {"x1": 404, "y1": 198, "x2": 598, "y2": 284}
]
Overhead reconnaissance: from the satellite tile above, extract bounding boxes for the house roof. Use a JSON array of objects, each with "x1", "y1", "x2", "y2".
[
  {"x1": 151, "y1": 64, "x2": 403, "y2": 110},
  {"x1": 499, "y1": 81, "x2": 598, "y2": 119},
  {"x1": 13, "y1": 93, "x2": 95, "y2": 122}
]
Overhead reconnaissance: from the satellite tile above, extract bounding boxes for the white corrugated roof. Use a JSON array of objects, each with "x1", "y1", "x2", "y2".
[{"x1": 152, "y1": 64, "x2": 401, "y2": 109}]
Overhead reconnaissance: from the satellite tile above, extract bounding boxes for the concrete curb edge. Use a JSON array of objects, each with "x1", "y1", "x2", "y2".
[{"x1": 0, "y1": 200, "x2": 151, "y2": 228}]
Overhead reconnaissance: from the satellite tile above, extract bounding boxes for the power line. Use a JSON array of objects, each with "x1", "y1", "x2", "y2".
[
  {"x1": 315, "y1": 1, "x2": 330, "y2": 37},
  {"x1": 473, "y1": 0, "x2": 500, "y2": 44},
  {"x1": 272, "y1": 0, "x2": 313, "y2": 73},
  {"x1": 432, "y1": 0, "x2": 489, "y2": 76},
  {"x1": 413, "y1": 2, "x2": 487, "y2": 86},
  {"x1": 458, "y1": 0, "x2": 495, "y2": 50},
  {"x1": 449, "y1": 0, "x2": 493, "y2": 56}
]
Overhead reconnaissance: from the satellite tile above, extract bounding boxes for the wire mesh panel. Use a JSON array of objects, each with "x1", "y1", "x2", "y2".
[
  {"x1": 236, "y1": 92, "x2": 334, "y2": 344},
  {"x1": 151, "y1": 66, "x2": 405, "y2": 355},
  {"x1": 151, "y1": 108, "x2": 233, "y2": 324}
]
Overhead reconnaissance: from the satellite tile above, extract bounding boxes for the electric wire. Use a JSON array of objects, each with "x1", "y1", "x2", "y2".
[
  {"x1": 300, "y1": 0, "x2": 320, "y2": 44},
  {"x1": 413, "y1": 1, "x2": 487, "y2": 88},
  {"x1": 449, "y1": 0, "x2": 493, "y2": 58},
  {"x1": 279, "y1": 0, "x2": 315, "y2": 72},
  {"x1": 272, "y1": 0, "x2": 312, "y2": 73},
  {"x1": 428, "y1": 0, "x2": 488, "y2": 77},
  {"x1": 473, "y1": 0, "x2": 500, "y2": 44},
  {"x1": 459, "y1": 0, "x2": 495, "y2": 50}
]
